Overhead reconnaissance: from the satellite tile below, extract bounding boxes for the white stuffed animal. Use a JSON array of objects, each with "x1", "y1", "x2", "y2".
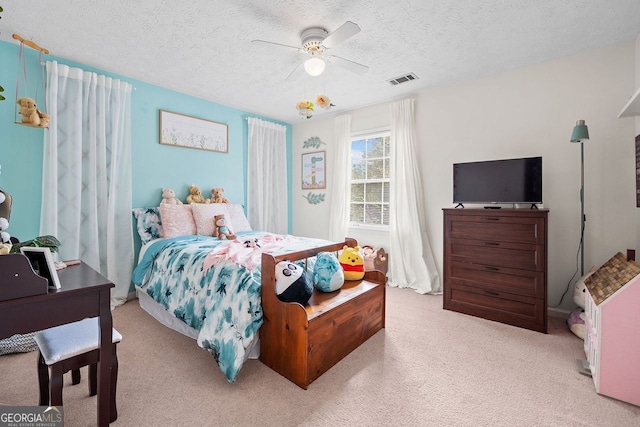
[
  {"x1": 0, "y1": 217, "x2": 10, "y2": 244},
  {"x1": 160, "y1": 188, "x2": 183, "y2": 205},
  {"x1": 567, "y1": 267, "x2": 596, "y2": 340}
]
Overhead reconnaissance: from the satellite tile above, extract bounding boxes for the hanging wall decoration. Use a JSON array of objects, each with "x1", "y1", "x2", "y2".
[
  {"x1": 315, "y1": 94, "x2": 335, "y2": 110},
  {"x1": 296, "y1": 100, "x2": 314, "y2": 119},
  {"x1": 302, "y1": 192, "x2": 325, "y2": 205},
  {"x1": 13, "y1": 34, "x2": 50, "y2": 128},
  {"x1": 302, "y1": 136, "x2": 326, "y2": 149}
]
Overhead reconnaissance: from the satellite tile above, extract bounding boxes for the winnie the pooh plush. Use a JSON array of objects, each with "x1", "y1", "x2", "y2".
[
  {"x1": 186, "y1": 184, "x2": 210, "y2": 204},
  {"x1": 210, "y1": 187, "x2": 229, "y2": 203},
  {"x1": 338, "y1": 245, "x2": 365, "y2": 281},
  {"x1": 213, "y1": 214, "x2": 236, "y2": 240},
  {"x1": 160, "y1": 188, "x2": 183, "y2": 205}
]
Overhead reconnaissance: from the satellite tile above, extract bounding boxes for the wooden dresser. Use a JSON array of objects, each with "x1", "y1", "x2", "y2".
[{"x1": 443, "y1": 208, "x2": 548, "y2": 333}]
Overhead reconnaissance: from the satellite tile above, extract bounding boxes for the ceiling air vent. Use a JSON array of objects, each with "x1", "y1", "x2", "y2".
[{"x1": 387, "y1": 72, "x2": 419, "y2": 86}]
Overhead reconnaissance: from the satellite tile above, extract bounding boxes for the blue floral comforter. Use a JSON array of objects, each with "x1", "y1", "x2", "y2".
[{"x1": 131, "y1": 232, "x2": 329, "y2": 382}]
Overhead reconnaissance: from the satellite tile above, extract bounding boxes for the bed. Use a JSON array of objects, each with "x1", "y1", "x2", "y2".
[{"x1": 131, "y1": 203, "x2": 337, "y2": 382}]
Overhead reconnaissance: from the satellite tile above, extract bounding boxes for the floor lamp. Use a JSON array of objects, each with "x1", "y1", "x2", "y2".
[{"x1": 570, "y1": 119, "x2": 590, "y2": 276}]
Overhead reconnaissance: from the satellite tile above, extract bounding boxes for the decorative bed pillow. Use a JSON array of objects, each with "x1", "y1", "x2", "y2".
[
  {"x1": 132, "y1": 207, "x2": 163, "y2": 245},
  {"x1": 191, "y1": 203, "x2": 230, "y2": 236},
  {"x1": 226, "y1": 203, "x2": 252, "y2": 232},
  {"x1": 159, "y1": 204, "x2": 196, "y2": 238}
]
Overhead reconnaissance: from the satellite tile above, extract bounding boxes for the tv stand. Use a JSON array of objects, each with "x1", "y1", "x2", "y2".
[
  {"x1": 530, "y1": 204, "x2": 539, "y2": 209},
  {"x1": 454, "y1": 203, "x2": 464, "y2": 208}
]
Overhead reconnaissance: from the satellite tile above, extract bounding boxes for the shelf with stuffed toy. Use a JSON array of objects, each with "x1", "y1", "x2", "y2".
[{"x1": 12, "y1": 34, "x2": 51, "y2": 129}]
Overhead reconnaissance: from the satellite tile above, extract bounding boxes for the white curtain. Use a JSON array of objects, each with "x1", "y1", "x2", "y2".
[
  {"x1": 389, "y1": 99, "x2": 440, "y2": 294},
  {"x1": 328, "y1": 114, "x2": 352, "y2": 242},
  {"x1": 247, "y1": 117, "x2": 288, "y2": 234},
  {"x1": 41, "y1": 60, "x2": 134, "y2": 308}
]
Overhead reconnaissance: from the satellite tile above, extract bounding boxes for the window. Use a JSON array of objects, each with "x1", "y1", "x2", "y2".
[{"x1": 349, "y1": 130, "x2": 390, "y2": 227}]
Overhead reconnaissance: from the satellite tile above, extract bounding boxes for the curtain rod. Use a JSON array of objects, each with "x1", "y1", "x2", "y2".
[{"x1": 13, "y1": 34, "x2": 49, "y2": 54}]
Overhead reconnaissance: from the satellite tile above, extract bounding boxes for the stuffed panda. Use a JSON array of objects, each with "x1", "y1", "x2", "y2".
[{"x1": 275, "y1": 260, "x2": 313, "y2": 305}]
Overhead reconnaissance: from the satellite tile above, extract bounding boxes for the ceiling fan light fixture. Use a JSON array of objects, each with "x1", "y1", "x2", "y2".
[{"x1": 304, "y1": 57, "x2": 326, "y2": 76}]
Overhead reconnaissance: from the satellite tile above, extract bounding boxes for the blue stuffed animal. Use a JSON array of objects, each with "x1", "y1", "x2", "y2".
[{"x1": 313, "y1": 252, "x2": 344, "y2": 292}]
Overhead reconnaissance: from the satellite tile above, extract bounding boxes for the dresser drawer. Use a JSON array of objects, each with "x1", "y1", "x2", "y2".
[
  {"x1": 444, "y1": 285, "x2": 546, "y2": 332},
  {"x1": 446, "y1": 214, "x2": 545, "y2": 245},
  {"x1": 449, "y1": 238, "x2": 545, "y2": 271},
  {"x1": 448, "y1": 261, "x2": 544, "y2": 298}
]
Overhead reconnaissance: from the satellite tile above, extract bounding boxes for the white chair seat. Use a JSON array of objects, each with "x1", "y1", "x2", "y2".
[{"x1": 34, "y1": 317, "x2": 122, "y2": 365}]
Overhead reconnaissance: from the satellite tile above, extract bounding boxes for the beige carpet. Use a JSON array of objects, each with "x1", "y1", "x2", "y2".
[{"x1": 1, "y1": 287, "x2": 639, "y2": 427}]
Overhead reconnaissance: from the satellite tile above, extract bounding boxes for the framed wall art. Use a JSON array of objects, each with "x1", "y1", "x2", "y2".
[
  {"x1": 301, "y1": 151, "x2": 326, "y2": 190},
  {"x1": 159, "y1": 109, "x2": 228, "y2": 153},
  {"x1": 20, "y1": 247, "x2": 61, "y2": 289}
]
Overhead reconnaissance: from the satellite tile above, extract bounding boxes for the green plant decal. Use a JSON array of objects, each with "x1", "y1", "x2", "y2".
[
  {"x1": 302, "y1": 136, "x2": 325, "y2": 149},
  {"x1": 302, "y1": 192, "x2": 325, "y2": 204}
]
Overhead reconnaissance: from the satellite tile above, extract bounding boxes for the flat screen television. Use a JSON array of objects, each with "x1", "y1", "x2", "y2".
[{"x1": 453, "y1": 156, "x2": 542, "y2": 206}]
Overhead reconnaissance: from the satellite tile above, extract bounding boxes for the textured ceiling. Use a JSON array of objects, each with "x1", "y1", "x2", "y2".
[{"x1": 1, "y1": 1, "x2": 639, "y2": 123}]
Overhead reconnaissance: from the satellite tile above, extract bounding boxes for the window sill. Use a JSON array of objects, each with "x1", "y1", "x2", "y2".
[{"x1": 348, "y1": 224, "x2": 389, "y2": 233}]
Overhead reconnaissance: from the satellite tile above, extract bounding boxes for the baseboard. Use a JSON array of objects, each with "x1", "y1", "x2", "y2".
[{"x1": 547, "y1": 307, "x2": 570, "y2": 319}]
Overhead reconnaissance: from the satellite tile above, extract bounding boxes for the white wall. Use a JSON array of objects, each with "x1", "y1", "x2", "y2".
[{"x1": 292, "y1": 42, "x2": 637, "y2": 311}]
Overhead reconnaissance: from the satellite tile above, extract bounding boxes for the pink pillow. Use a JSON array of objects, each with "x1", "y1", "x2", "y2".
[
  {"x1": 192, "y1": 203, "x2": 230, "y2": 236},
  {"x1": 226, "y1": 204, "x2": 252, "y2": 232},
  {"x1": 159, "y1": 204, "x2": 196, "y2": 238}
]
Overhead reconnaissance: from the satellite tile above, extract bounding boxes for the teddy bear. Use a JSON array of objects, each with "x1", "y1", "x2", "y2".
[
  {"x1": 38, "y1": 111, "x2": 50, "y2": 128},
  {"x1": 16, "y1": 97, "x2": 41, "y2": 126},
  {"x1": 213, "y1": 214, "x2": 236, "y2": 240},
  {"x1": 160, "y1": 188, "x2": 183, "y2": 205},
  {"x1": 338, "y1": 245, "x2": 365, "y2": 281},
  {"x1": 186, "y1": 184, "x2": 210, "y2": 204},
  {"x1": 210, "y1": 187, "x2": 229, "y2": 204}
]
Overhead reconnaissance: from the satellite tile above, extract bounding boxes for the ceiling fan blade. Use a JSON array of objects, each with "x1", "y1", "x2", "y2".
[
  {"x1": 326, "y1": 55, "x2": 369, "y2": 75},
  {"x1": 322, "y1": 21, "x2": 361, "y2": 49},
  {"x1": 285, "y1": 62, "x2": 305, "y2": 82},
  {"x1": 251, "y1": 39, "x2": 301, "y2": 52}
]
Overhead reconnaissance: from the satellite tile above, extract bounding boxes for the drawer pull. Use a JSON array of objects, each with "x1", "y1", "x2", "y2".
[
  {"x1": 481, "y1": 241, "x2": 500, "y2": 246},
  {"x1": 483, "y1": 266, "x2": 500, "y2": 271},
  {"x1": 480, "y1": 217, "x2": 500, "y2": 221},
  {"x1": 483, "y1": 290, "x2": 500, "y2": 296}
]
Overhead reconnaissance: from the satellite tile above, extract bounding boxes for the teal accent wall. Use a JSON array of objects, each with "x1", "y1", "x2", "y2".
[{"x1": 0, "y1": 40, "x2": 293, "y2": 251}]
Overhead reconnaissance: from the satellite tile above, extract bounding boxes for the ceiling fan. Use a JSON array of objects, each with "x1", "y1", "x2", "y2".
[{"x1": 252, "y1": 21, "x2": 369, "y2": 81}]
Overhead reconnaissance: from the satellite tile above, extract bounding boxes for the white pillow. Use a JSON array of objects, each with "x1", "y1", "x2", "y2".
[
  {"x1": 191, "y1": 203, "x2": 230, "y2": 236},
  {"x1": 159, "y1": 204, "x2": 195, "y2": 238},
  {"x1": 226, "y1": 204, "x2": 252, "y2": 232}
]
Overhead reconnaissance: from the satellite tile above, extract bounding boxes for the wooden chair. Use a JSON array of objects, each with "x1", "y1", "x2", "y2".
[{"x1": 34, "y1": 317, "x2": 121, "y2": 423}]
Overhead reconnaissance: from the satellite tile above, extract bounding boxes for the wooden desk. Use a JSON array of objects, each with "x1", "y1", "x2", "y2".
[{"x1": 0, "y1": 260, "x2": 114, "y2": 427}]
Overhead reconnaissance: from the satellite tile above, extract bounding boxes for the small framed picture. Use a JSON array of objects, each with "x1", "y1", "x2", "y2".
[
  {"x1": 301, "y1": 151, "x2": 326, "y2": 189},
  {"x1": 20, "y1": 247, "x2": 61, "y2": 289}
]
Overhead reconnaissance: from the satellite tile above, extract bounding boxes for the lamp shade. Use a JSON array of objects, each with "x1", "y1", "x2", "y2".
[
  {"x1": 304, "y1": 57, "x2": 326, "y2": 76},
  {"x1": 570, "y1": 120, "x2": 590, "y2": 143}
]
